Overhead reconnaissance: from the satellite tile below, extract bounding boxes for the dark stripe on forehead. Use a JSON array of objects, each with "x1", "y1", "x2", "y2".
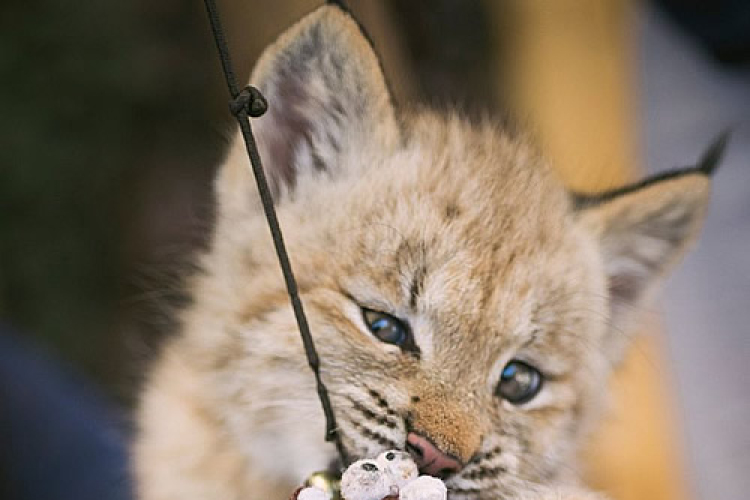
[{"x1": 409, "y1": 263, "x2": 426, "y2": 310}]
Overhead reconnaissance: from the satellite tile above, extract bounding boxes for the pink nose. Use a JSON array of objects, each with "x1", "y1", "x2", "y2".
[{"x1": 406, "y1": 432, "x2": 463, "y2": 478}]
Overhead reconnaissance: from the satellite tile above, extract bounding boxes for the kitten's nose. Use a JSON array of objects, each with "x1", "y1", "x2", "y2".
[{"x1": 406, "y1": 432, "x2": 463, "y2": 478}]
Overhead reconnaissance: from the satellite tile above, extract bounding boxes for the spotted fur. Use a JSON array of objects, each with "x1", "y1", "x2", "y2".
[{"x1": 134, "y1": 6, "x2": 717, "y2": 500}]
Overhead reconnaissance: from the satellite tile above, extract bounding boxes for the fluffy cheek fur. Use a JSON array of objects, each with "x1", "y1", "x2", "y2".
[
  {"x1": 206, "y1": 289, "x2": 419, "y2": 481},
  {"x1": 196, "y1": 272, "x2": 395, "y2": 479}
]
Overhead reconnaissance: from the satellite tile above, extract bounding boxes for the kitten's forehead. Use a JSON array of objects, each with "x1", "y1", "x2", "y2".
[
  {"x1": 344, "y1": 116, "x2": 573, "y2": 269},
  {"x1": 309, "y1": 116, "x2": 595, "y2": 350},
  {"x1": 333, "y1": 114, "x2": 571, "y2": 241}
]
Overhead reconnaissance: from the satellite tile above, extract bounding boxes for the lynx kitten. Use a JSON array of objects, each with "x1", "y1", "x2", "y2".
[{"x1": 134, "y1": 5, "x2": 721, "y2": 500}]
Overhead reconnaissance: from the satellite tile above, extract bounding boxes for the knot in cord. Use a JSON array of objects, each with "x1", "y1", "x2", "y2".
[{"x1": 229, "y1": 85, "x2": 268, "y2": 118}]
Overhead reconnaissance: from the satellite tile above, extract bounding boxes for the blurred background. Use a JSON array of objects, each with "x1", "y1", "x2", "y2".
[{"x1": 0, "y1": 1, "x2": 747, "y2": 500}]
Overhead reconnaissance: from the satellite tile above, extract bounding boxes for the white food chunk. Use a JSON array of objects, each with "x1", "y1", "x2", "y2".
[{"x1": 399, "y1": 476, "x2": 447, "y2": 500}]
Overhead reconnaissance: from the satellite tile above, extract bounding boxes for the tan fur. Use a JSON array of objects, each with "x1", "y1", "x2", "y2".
[
  {"x1": 134, "y1": 6, "x2": 713, "y2": 500},
  {"x1": 409, "y1": 385, "x2": 482, "y2": 463}
]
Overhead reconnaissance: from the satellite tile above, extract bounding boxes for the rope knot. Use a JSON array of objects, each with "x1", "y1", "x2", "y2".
[{"x1": 229, "y1": 85, "x2": 268, "y2": 118}]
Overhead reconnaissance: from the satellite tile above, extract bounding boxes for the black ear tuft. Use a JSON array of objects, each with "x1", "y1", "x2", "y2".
[
  {"x1": 571, "y1": 132, "x2": 729, "y2": 210},
  {"x1": 323, "y1": 0, "x2": 379, "y2": 58},
  {"x1": 697, "y1": 131, "x2": 730, "y2": 175},
  {"x1": 326, "y1": 0, "x2": 351, "y2": 13}
]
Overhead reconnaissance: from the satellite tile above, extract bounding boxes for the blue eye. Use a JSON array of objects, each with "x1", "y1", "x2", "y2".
[
  {"x1": 362, "y1": 309, "x2": 409, "y2": 347},
  {"x1": 496, "y1": 360, "x2": 543, "y2": 404}
]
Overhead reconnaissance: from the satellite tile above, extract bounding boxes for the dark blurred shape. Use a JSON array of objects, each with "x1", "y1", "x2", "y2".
[
  {"x1": 0, "y1": 0, "x2": 223, "y2": 403},
  {"x1": 0, "y1": 327, "x2": 132, "y2": 500},
  {"x1": 653, "y1": 0, "x2": 750, "y2": 65},
  {"x1": 385, "y1": 0, "x2": 499, "y2": 113}
]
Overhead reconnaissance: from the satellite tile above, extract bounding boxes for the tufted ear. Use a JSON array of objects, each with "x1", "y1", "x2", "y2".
[
  {"x1": 217, "y1": 5, "x2": 398, "y2": 212},
  {"x1": 576, "y1": 135, "x2": 726, "y2": 358}
]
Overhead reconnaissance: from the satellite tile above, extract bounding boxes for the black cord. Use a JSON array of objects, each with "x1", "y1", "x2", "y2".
[{"x1": 202, "y1": 0, "x2": 350, "y2": 469}]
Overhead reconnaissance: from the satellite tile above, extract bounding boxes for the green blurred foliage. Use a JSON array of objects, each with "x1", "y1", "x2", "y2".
[{"x1": 0, "y1": 0, "x2": 225, "y2": 399}]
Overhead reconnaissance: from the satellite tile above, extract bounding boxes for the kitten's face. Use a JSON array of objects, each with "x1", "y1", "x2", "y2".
[
  {"x1": 202, "y1": 118, "x2": 607, "y2": 498},
  {"x1": 184, "y1": 6, "x2": 715, "y2": 499}
]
